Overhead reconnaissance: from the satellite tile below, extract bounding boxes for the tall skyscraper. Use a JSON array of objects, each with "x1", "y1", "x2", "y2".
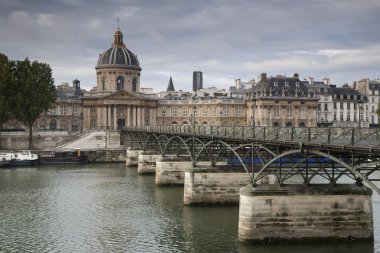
[{"x1": 193, "y1": 71, "x2": 203, "y2": 91}]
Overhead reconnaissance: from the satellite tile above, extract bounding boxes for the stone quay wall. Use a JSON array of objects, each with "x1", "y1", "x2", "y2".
[
  {"x1": 0, "y1": 132, "x2": 72, "y2": 150},
  {"x1": 239, "y1": 184, "x2": 374, "y2": 243}
]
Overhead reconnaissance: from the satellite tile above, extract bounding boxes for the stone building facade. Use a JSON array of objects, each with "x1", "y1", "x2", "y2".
[
  {"x1": 246, "y1": 73, "x2": 318, "y2": 127},
  {"x1": 352, "y1": 78, "x2": 380, "y2": 127},
  {"x1": 157, "y1": 97, "x2": 246, "y2": 126}
]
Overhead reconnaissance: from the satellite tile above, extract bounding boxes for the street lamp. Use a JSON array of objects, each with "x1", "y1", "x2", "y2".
[
  {"x1": 80, "y1": 112, "x2": 83, "y2": 133},
  {"x1": 192, "y1": 106, "x2": 197, "y2": 166}
]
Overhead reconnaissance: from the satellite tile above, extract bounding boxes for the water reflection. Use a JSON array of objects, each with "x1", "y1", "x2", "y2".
[{"x1": 0, "y1": 164, "x2": 379, "y2": 252}]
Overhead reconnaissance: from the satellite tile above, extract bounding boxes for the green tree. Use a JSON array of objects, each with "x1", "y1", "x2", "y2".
[
  {"x1": 11, "y1": 58, "x2": 56, "y2": 149},
  {"x1": 0, "y1": 52, "x2": 13, "y2": 149},
  {"x1": 377, "y1": 102, "x2": 380, "y2": 117}
]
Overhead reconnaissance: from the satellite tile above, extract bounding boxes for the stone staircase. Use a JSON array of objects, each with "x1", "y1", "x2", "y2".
[{"x1": 57, "y1": 131, "x2": 108, "y2": 150}]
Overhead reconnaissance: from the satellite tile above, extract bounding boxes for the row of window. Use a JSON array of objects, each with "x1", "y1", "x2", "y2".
[
  {"x1": 49, "y1": 105, "x2": 80, "y2": 115},
  {"x1": 101, "y1": 76, "x2": 138, "y2": 92},
  {"x1": 160, "y1": 106, "x2": 243, "y2": 117}
]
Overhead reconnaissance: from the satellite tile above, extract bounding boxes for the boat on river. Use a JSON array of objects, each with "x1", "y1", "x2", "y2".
[
  {"x1": 0, "y1": 152, "x2": 15, "y2": 167},
  {"x1": 9, "y1": 150, "x2": 39, "y2": 166},
  {"x1": 38, "y1": 149, "x2": 88, "y2": 164}
]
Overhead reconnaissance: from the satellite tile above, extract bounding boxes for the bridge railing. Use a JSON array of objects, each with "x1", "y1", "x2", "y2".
[{"x1": 127, "y1": 126, "x2": 380, "y2": 149}]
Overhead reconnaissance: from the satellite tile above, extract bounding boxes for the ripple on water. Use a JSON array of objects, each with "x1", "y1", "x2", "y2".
[{"x1": 0, "y1": 165, "x2": 378, "y2": 253}]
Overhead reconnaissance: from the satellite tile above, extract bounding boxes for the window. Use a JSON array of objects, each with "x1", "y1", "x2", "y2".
[
  {"x1": 116, "y1": 76, "x2": 124, "y2": 90},
  {"x1": 334, "y1": 113, "x2": 337, "y2": 121},
  {"x1": 182, "y1": 107, "x2": 188, "y2": 117},
  {"x1": 60, "y1": 120, "x2": 66, "y2": 129},
  {"x1": 354, "y1": 113, "x2": 357, "y2": 121},
  {"x1": 324, "y1": 104, "x2": 328, "y2": 111},
  {"x1": 334, "y1": 103, "x2": 337, "y2": 109},
  {"x1": 49, "y1": 119, "x2": 57, "y2": 130},
  {"x1": 300, "y1": 105, "x2": 306, "y2": 119},
  {"x1": 340, "y1": 112, "x2": 343, "y2": 121},
  {"x1": 340, "y1": 103, "x2": 343, "y2": 109},
  {"x1": 132, "y1": 77, "x2": 137, "y2": 92},
  {"x1": 161, "y1": 107, "x2": 166, "y2": 117},
  {"x1": 347, "y1": 103, "x2": 350, "y2": 110},
  {"x1": 91, "y1": 119, "x2": 96, "y2": 127},
  {"x1": 203, "y1": 107, "x2": 208, "y2": 117},
  {"x1": 295, "y1": 82, "x2": 299, "y2": 87},
  {"x1": 347, "y1": 114, "x2": 350, "y2": 121},
  {"x1": 274, "y1": 105, "x2": 280, "y2": 118},
  {"x1": 50, "y1": 107, "x2": 56, "y2": 115},
  {"x1": 91, "y1": 107, "x2": 96, "y2": 113},
  {"x1": 61, "y1": 105, "x2": 66, "y2": 115},
  {"x1": 237, "y1": 107, "x2": 242, "y2": 117},
  {"x1": 286, "y1": 106, "x2": 292, "y2": 118},
  {"x1": 194, "y1": 108, "x2": 198, "y2": 117},
  {"x1": 212, "y1": 108, "x2": 216, "y2": 117},
  {"x1": 317, "y1": 104, "x2": 321, "y2": 111},
  {"x1": 224, "y1": 106, "x2": 230, "y2": 117},
  {"x1": 285, "y1": 81, "x2": 289, "y2": 87},
  {"x1": 73, "y1": 105, "x2": 78, "y2": 115},
  {"x1": 172, "y1": 107, "x2": 177, "y2": 117},
  {"x1": 274, "y1": 81, "x2": 278, "y2": 87},
  {"x1": 372, "y1": 106, "x2": 375, "y2": 113}
]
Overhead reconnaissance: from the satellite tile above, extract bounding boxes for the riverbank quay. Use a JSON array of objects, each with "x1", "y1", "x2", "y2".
[{"x1": 238, "y1": 184, "x2": 374, "y2": 244}]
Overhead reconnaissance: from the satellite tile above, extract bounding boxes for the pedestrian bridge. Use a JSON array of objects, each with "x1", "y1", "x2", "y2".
[{"x1": 121, "y1": 126, "x2": 380, "y2": 194}]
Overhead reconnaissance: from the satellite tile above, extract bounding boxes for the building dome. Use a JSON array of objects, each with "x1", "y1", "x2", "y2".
[{"x1": 96, "y1": 29, "x2": 140, "y2": 70}]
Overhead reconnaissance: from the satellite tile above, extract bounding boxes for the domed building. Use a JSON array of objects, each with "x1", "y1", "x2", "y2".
[{"x1": 82, "y1": 26, "x2": 158, "y2": 130}]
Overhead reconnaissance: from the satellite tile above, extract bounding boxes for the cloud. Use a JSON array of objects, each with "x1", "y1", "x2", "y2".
[{"x1": 0, "y1": 0, "x2": 379, "y2": 92}]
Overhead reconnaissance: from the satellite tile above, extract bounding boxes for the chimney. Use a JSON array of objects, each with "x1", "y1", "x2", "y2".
[
  {"x1": 260, "y1": 73, "x2": 267, "y2": 81},
  {"x1": 309, "y1": 77, "x2": 314, "y2": 86},
  {"x1": 293, "y1": 73, "x2": 299, "y2": 78}
]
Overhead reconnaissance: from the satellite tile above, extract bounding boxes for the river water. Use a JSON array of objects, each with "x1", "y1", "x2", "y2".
[{"x1": 0, "y1": 163, "x2": 378, "y2": 253}]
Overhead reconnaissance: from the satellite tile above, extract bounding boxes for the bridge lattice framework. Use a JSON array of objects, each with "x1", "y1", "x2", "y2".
[{"x1": 121, "y1": 126, "x2": 380, "y2": 194}]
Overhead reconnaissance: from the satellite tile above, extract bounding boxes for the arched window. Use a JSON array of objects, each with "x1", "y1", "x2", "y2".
[
  {"x1": 132, "y1": 77, "x2": 137, "y2": 92},
  {"x1": 172, "y1": 121, "x2": 177, "y2": 125},
  {"x1": 299, "y1": 122, "x2": 306, "y2": 127},
  {"x1": 117, "y1": 76, "x2": 124, "y2": 91},
  {"x1": 273, "y1": 122, "x2": 280, "y2": 127},
  {"x1": 286, "y1": 122, "x2": 292, "y2": 127},
  {"x1": 49, "y1": 119, "x2": 57, "y2": 130}
]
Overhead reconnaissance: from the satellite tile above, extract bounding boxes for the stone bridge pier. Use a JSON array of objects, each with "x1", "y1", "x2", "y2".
[
  {"x1": 238, "y1": 184, "x2": 374, "y2": 243},
  {"x1": 125, "y1": 148, "x2": 143, "y2": 167}
]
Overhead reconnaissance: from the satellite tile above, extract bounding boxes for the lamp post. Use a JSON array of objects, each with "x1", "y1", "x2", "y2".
[
  {"x1": 192, "y1": 106, "x2": 196, "y2": 166},
  {"x1": 80, "y1": 112, "x2": 83, "y2": 133}
]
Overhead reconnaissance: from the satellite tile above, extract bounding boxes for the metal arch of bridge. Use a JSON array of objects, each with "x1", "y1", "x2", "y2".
[
  {"x1": 195, "y1": 140, "x2": 277, "y2": 182},
  {"x1": 253, "y1": 149, "x2": 380, "y2": 195},
  {"x1": 121, "y1": 126, "x2": 380, "y2": 194}
]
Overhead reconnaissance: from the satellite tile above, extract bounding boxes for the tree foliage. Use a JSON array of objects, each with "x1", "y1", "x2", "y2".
[
  {"x1": 0, "y1": 53, "x2": 12, "y2": 126},
  {"x1": 377, "y1": 102, "x2": 380, "y2": 116},
  {"x1": 0, "y1": 52, "x2": 13, "y2": 149},
  {"x1": 11, "y1": 58, "x2": 56, "y2": 148}
]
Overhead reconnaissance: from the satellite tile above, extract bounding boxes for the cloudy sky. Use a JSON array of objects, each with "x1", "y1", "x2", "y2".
[{"x1": 0, "y1": 0, "x2": 379, "y2": 92}]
